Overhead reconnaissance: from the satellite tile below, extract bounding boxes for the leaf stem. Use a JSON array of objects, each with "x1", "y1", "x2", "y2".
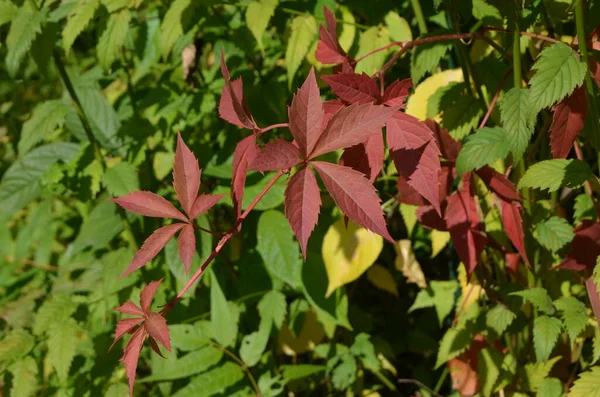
[
  {"x1": 258, "y1": 123, "x2": 289, "y2": 134},
  {"x1": 479, "y1": 68, "x2": 512, "y2": 130},
  {"x1": 209, "y1": 341, "x2": 262, "y2": 397},
  {"x1": 162, "y1": 171, "x2": 284, "y2": 314},
  {"x1": 191, "y1": 222, "x2": 225, "y2": 237},
  {"x1": 409, "y1": 0, "x2": 428, "y2": 35}
]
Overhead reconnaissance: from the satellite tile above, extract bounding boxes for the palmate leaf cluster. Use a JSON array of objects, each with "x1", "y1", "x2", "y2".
[{"x1": 3, "y1": 0, "x2": 600, "y2": 396}]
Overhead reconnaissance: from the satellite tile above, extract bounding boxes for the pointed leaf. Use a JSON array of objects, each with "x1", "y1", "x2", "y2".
[
  {"x1": 455, "y1": 127, "x2": 510, "y2": 175},
  {"x1": 339, "y1": 132, "x2": 384, "y2": 183},
  {"x1": 310, "y1": 103, "x2": 398, "y2": 158},
  {"x1": 286, "y1": 14, "x2": 317, "y2": 86},
  {"x1": 321, "y1": 72, "x2": 379, "y2": 104},
  {"x1": 383, "y1": 78, "x2": 413, "y2": 107},
  {"x1": 120, "y1": 327, "x2": 146, "y2": 396},
  {"x1": 97, "y1": 8, "x2": 131, "y2": 70},
  {"x1": 312, "y1": 161, "x2": 392, "y2": 241},
  {"x1": 288, "y1": 68, "x2": 324, "y2": 157},
  {"x1": 177, "y1": 224, "x2": 195, "y2": 274},
  {"x1": 245, "y1": 0, "x2": 278, "y2": 51},
  {"x1": 533, "y1": 315, "x2": 562, "y2": 362},
  {"x1": 501, "y1": 200, "x2": 530, "y2": 267},
  {"x1": 112, "y1": 191, "x2": 188, "y2": 222},
  {"x1": 190, "y1": 194, "x2": 225, "y2": 219},
  {"x1": 519, "y1": 159, "x2": 594, "y2": 192},
  {"x1": 251, "y1": 140, "x2": 304, "y2": 171},
  {"x1": 110, "y1": 317, "x2": 145, "y2": 351},
  {"x1": 232, "y1": 135, "x2": 258, "y2": 218},
  {"x1": 116, "y1": 301, "x2": 144, "y2": 316},
  {"x1": 144, "y1": 312, "x2": 171, "y2": 351},
  {"x1": 559, "y1": 221, "x2": 600, "y2": 273},
  {"x1": 122, "y1": 224, "x2": 185, "y2": 277},
  {"x1": 316, "y1": 7, "x2": 348, "y2": 64},
  {"x1": 500, "y1": 87, "x2": 535, "y2": 163},
  {"x1": 173, "y1": 133, "x2": 201, "y2": 216},
  {"x1": 387, "y1": 112, "x2": 442, "y2": 214},
  {"x1": 6, "y1": 8, "x2": 44, "y2": 77},
  {"x1": 62, "y1": 0, "x2": 99, "y2": 51},
  {"x1": 536, "y1": 216, "x2": 574, "y2": 252},
  {"x1": 475, "y1": 166, "x2": 520, "y2": 202},
  {"x1": 322, "y1": 99, "x2": 344, "y2": 129},
  {"x1": 550, "y1": 86, "x2": 588, "y2": 159},
  {"x1": 47, "y1": 319, "x2": 78, "y2": 384},
  {"x1": 569, "y1": 366, "x2": 600, "y2": 397},
  {"x1": 426, "y1": 119, "x2": 462, "y2": 162},
  {"x1": 140, "y1": 278, "x2": 164, "y2": 313},
  {"x1": 219, "y1": 77, "x2": 255, "y2": 129},
  {"x1": 284, "y1": 166, "x2": 321, "y2": 258}
]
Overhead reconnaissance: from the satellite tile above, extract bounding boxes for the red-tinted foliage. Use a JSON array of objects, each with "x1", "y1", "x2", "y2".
[
  {"x1": 549, "y1": 86, "x2": 588, "y2": 159},
  {"x1": 425, "y1": 119, "x2": 461, "y2": 162},
  {"x1": 315, "y1": 7, "x2": 350, "y2": 65},
  {"x1": 173, "y1": 134, "x2": 201, "y2": 216},
  {"x1": 382, "y1": 78, "x2": 412, "y2": 107},
  {"x1": 252, "y1": 140, "x2": 304, "y2": 172},
  {"x1": 231, "y1": 134, "x2": 258, "y2": 219},
  {"x1": 500, "y1": 200, "x2": 530, "y2": 267},
  {"x1": 339, "y1": 132, "x2": 384, "y2": 183},
  {"x1": 417, "y1": 204, "x2": 448, "y2": 231},
  {"x1": 558, "y1": 221, "x2": 600, "y2": 273},
  {"x1": 219, "y1": 53, "x2": 256, "y2": 129},
  {"x1": 112, "y1": 191, "x2": 187, "y2": 222},
  {"x1": 289, "y1": 68, "x2": 325, "y2": 158},
  {"x1": 321, "y1": 72, "x2": 380, "y2": 104},
  {"x1": 475, "y1": 166, "x2": 520, "y2": 202}
]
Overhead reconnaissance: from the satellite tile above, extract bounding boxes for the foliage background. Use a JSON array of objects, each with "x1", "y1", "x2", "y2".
[{"x1": 3, "y1": 0, "x2": 600, "y2": 396}]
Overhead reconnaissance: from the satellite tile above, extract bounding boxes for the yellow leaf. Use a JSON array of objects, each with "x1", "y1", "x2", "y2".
[
  {"x1": 394, "y1": 240, "x2": 427, "y2": 288},
  {"x1": 399, "y1": 204, "x2": 418, "y2": 235},
  {"x1": 367, "y1": 264, "x2": 398, "y2": 296},
  {"x1": 322, "y1": 219, "x2": 383, "y2": 297},
  {"x1": 338, "y1": 6, "x2": 356, "y2": 53},
  {"x1": 278, "y1": 309, "x2": 325, "y2": 356},
  {"x1": 457, "y1": 263, "x2": 483, "y2": 310},
  {"x1": 384, "y1": 11, "x2": 412, "y2": 42},
  {"x1": 431, "y1": 230, "x2": 450, "y2": 258},
  {"x1": 405, "y1": 69, "x2": 463, "y2": 121}
]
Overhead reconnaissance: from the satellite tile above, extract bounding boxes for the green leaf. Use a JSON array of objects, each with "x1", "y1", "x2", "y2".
[
  {"x1": 537, "y1": 378, "x2": 564, "y2": 397},
  {"x1": 0, "y1": 329, "x2": 35, "y2": 364},
  {"x1": 435, "y1": 326, "x2": 474, "y2": 368},
  {"x1": 9, "y1": 356, "x2": 38, "y2": 397},
  {"x1": 472, "y1": 0, "x2": 502, "y2": 22},
  {"x1": 439, "y1": 92, "x2": 485, "y2": 140},
  {"x1": 523, "y1": 356, "x2": 562, "y2": 392},
  {"x1": 0, "y1": 143, "x2": 80, "y2": 214},
  {"x1": 169, "y1": 321, "x2": 213, "y2": 352},
  {"x1": 500, "y1": 87, "x2": 535, "y2": 163},
  {"x1": 408, "y1": 280, "x2": 458, "y2": 326},
  {"x1": 246, "y1": 0, "x2": 278, "y2": 52},
  {"x1": 535, "y1": 216, "x2": 575, "y2": 252},
  {"x1": 529, "y1": 42, "x2": 587, "y2": 113},
  {"x1": 97, "y1": 9, "x2": 131, "y2": 70},
  {"x1": 351, "y1": 333, "x2": 380, "y2": 371},
  {"x1": 210, "y1": 269, "x2": 240, "y2": 348},
  {"x1": 256, "y1": 210, "x2": 302, "y2": 288},
  {"x1": 240, "y1": 318, "x2": 271, "y2": 367},
  {"x1": 101, "y1": 0, "x2": 130, "y2": 13},
  {"x1": 285, "y1": 14, "x2": 317, "y2": 88},
  {"x1": 19, "y1": 100, "x2": 71, "y2": 154},
  {"x1": 258, "y1": 290, "x2": 287, "y2": 329},
  {"x1": 160, "y1": 0, "x2": 191, "y2": 59},
  {"x1": 62, "y1": 0, "x2": 99, "y2": 51},
  {"x1": 478, "y1": 347, "x2": 503, "y2": 397},
  {"x1": 0, "y1": 0, "x2": 18, "y2": 26},
  {"x1": 411, "y1": 35, "x2": 452, "y2": 83},
  {"x1": 553, "y1": 296, "x2": 588, "y2": 345},
  {"x1": 74, "y1": 85, "x2": 122, "y2": 150},
  {"x1": 5, "y1": 8, "x2": 45, "y2": 77},
  {"x1": 355, "y1": 25, "x2": 391, "y2": 75},
  {"x1": 384, "y1": 11, "x2": 412, "y2": 42},
  {"x1": 281, "y1": 364, "x2": 326, "y2": 381},
  {"x1": 533, "y1": 315, "x2": 562, "y2": 362},
  {"x1": 574, "y1": 194, "x2": 596, "y2": 223},
  {"x1": 30, "y1": 22, "x2": 59, "y2": 76},
  {"x1": 102, "y1": 161, "x2": 139, "y2": 197},
  {"x1": 33, "y1": 294, "x2": 77, "y2": 336},
  {"x1": 519, "y1": 159, "x2": 594, "y2": 192},
  {"x1": 47, "y1": 318, "x2": 78, "y2": 383},
  {"x1": 331, "y1": 353, "x2": 357, "y2": 390},
  {"x1": 71, "y1": 201, "x2": 123, "y2": 255},
  {"x1": 486, "y1": 304, "x2": 516, "y2": 336},
  {"x1": 170, "y1": 362, "x2": 245, "y2": 397},
  {"x1": 139, "y1": 345, "x2": 223, "y2": 382},
  {"x1": 510, "y1": 288, "x2": 555, "y2": 314},
  {"x1": 455, "y1": 127, "x2": 510, "y2": 175},
  {"x1": 568, "y1": 366, "x2": 600, "y2": 397}
]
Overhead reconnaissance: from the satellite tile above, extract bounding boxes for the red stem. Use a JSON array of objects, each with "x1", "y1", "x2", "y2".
[
  {"x1": 192, "y1": 223, "x2": 225, "y2": 237},
  {"x1": 355, "y1": 41, "x2": 403, "y2": 63},
  {"x1": 478, "y1": 68, "x2": 513, "y2": 130},
  {"x1": 161, "y1": 170, "x2": 284, "y2": 314},
  {"x1": 258, "y1": 123, "x2": 289, "y2": 134},
  {"x1": 573, "y1": 140, "x2": 600, "y2": 220}
]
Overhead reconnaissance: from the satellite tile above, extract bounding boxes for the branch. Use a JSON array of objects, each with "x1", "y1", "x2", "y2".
[{"x1": 258, "y1": 123, "x2": 289, "y2": 134}]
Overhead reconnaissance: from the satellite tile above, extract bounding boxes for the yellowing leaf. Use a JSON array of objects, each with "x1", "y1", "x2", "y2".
[
  {"x1": 384, "y1": 11, "x2": 412, "y2": 42},
  {"x1": 367, "y1": 264, "x2": 398, "y2": 296},
  {"x1": 338, "y1": 6, "x2": 356, "y2": 53},
  {"x1": 278, "y1": 309, "x2": 325, "y2": 356},
  {"x1": 322, "y1": 219, "x2": 384, "y2": 297},
  {"x1": 431, "y1": 230, "x2": 450, "y2": 258},
  {"x1": 457, "y1": 263, "x2": 483, "y2": 310},
  {"x1": 394, "y1": 239, "x2": 426, "y2": 288},
  {"x1": 405, "y1": 69, "x2": 463, "y2": 121},
  {"x1": 355, "y1": 25, "x2": 391, "y2": 75},
  {"x1": 399, "y1": 204, "x2": 418, "y2": 235}
]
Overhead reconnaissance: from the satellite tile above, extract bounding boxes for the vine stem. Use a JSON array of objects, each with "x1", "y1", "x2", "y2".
[
  {"x1": 258, "y1": 123, "x2": 289, "y2": 134},
  {"x1": 191, "y1": 222, "x2": 225, "y2": 237},
  {"x1": 209, "y1": 341, "x2": 262, "y2": 397},
  {"x1": 409, "y1": 0, "x2": 428, "y2": 35},
  {"x1": 478, "y1": 68, "x2": 512, "y2": 130},
  {"x1": 573, "y1": 141, "x2": 600, "y2": 221},
  {"x1": 162, "y1": 171, "x2": 284, "y2": 314}
]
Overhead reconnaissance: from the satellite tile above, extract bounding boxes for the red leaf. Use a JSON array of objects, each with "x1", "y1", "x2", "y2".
[
  {"x1": 339, "y1": 132, "x2": 384, "y2": 183},
  {"x1": 109, "y1": 317, "x2": 144, "y2": 352},
  {"x1": 232, "y1": 135, "x2": 258, "y2": 219},
  {"x1": 121, "y1": 224, "x2": 185, "y2": 277},
  {"x1": 173, "y1": 133, "x2": 201, "y2": 216},
  {"x1": 322, "y1": 99, "x2": 344, "y2": 129},
  {"x1": 501, "y1": 200, "x2": 530, "y2": 267},
  {"x1": 140, "y1": 278, "x2": 164, "y2": 313},
  {"x1": 475, "y1": 166, "x2": 520, "y2": 202},
  {"x1": 190, "y1": 194, "x2": 226, "y2": 219},
  {"x1": 312, "y1": 161, "x2": 392, "y2": 241},
  {"x1": 321, "y1": 72, "x2": 380, "y2": 104},
  {"x1": 219, "y1": 77, "x2": 254, "y2": 129},
  {"x1": 549, "y1": 86, "x2": 588, "y2": 159},
  {"x1": 112, "y1": 191, "x2": 188, "y2": 222},
  {"x1": 558, "y1": 221, "x2": 600, "y2": 274},
  {"x1": 144, "y1": 312, "x2": 171, "y2": 351},
  {"x1": 425, "y1": 119, "x2": 461, "y2": 162},
  {"x1": 397, "y1": 176, "x2": 427, "y2": 206},
  {"x1": 505, "y1": 252, "x2": 520, "y2": 275},
  {"x1": 387, "y1": 113, "x2": 442, "y2": 214},
  {"x1": 445, "y1": 178, "x2": 485, "y2": 274},
  {"x1": 448, "y1": 356, "x2": 479, "y2": 396},
  {"x1": 586, "y1": 277, "x2": 600, "y2": 330},
  {"x1": 177, "y1": 224, "x2": 195, "y2": 274},
  {"x1": 288, "y1": 68, "x2": 324, "y2": 158},
  {"x1": 591, "y1": 58, "x2": 600, "y2": 90},
  {"x1": 220, "y1": 50, "x2": 230, "y2": 81},
  {"x1": 382, "y1": 78, "x2": 412, "y2": 107},
  {"x1": 310, "y1": 103, "x2": 398, "y2": 159},
  {"x1": 251, "y1": 139, "x2": 304, "y2": 171},
  {"x1": 315, "y1": 7, "x2": 348, "y2": 65},
  {"x1": 417, "y1": 204, "x2": 448, "y2": 231},
  {"x1": 147, "y1": 336, "x2": 166, "y2": 358},
  {"x1": 120, "y1": 327, "x2": 145, "y2": 396},
  {"x1": 115, "y1": 301, "x2": 144, "y2": 316},
  {"x1": 284, "y1": 166, "x2": 322, "y2": 258}
]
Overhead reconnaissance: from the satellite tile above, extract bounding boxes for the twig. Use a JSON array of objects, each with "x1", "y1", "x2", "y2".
[{"x1": 478, "y1": 68, "x2": 512, "y2": 129}]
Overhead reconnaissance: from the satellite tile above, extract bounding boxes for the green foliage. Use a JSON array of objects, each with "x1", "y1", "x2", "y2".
[
  {"x1": 553, "y1": 296, "x2": 588, "y2": 346},
  {"x1": 5, "y1": 7, "x2": 44, "y2": 77},
  {"x1": 210, "y1": 269, "x2": 240, "y2": 348},
  {"x1": 510, "y1": 288, "x2": 555, "y2": 314},
  {"x1": 535, "y1": 216, "x2": 575, "y2": 252},
  {"x1": 408, "y1": 280, "x2": 458, "y2": 326},
  {"x1": 533, "y1": 315, "x2": 562, "y2": 362},
  {"x1": 246, "y1": 0, "x2": 279, "y2": 52},
  {"x1": 285, "y1": 14, "x2": 317, "y2": 87},
  {"x1": 410, "y1": 34, "x2": 452, "y2": 83},
  {"x1": 486, "y1": 303, "x2": 516, "y2": 336},
  {"x1": 47, "y1": 318, "x2": 79, "y2": 384},
  {"x1": 500, "y1": 87, "x2": 535, "y2": 163},
  {"x1": 18, "y1": 100, "x2": 71, "y2": 154},
  {"x1": 518, "y1": 159, "x2": 594, "y2": 192},
  {"x1": 568, "y1": 366, "x2": 600, "y2": 397},
  {"x1": 97, "y1": 9, "x2": 131, "y2": 70},
  {"x1": 355, "y1": 26, "x2": 391, "y2": 75},
  {"x1": 62, "y1": 0, "x2": 99, "y2": 51},
  {"x1": 455, "y1": 127, "x2": 510, "y2": 175}
]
